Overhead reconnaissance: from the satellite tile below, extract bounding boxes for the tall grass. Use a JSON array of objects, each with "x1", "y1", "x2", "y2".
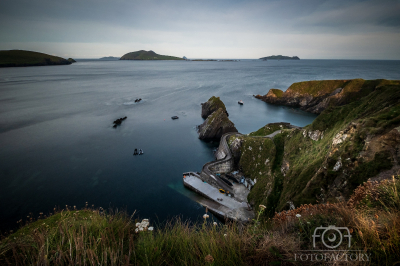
[{"x1": 1, "y1": 177, "x2": 399, "y2": 265}]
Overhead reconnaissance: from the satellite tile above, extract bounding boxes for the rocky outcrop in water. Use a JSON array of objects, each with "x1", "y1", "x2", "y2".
[
  {"x1": 198, "y1": 108, "x2": 237, "y2": 141},
  {"x1": 113, "y1": 116, "x2": 127, "y2": 128},
  {"x1": 201, "y1": 96, "x2": 228, "y2": 119}
]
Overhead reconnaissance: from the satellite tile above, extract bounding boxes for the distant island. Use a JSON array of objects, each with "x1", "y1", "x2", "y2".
[
  {"x1": 99, "y1": 56, "x2": 120, "y2": 60},
  {"x1": 259, "y1": 55, "x2": 300, "y2": 60},
  {"x1": 120, "y1": 50, "x2": 183, "y2": 60},
  {"x1": 0, "y1": 50, "x2": 74, "y2": 67}
]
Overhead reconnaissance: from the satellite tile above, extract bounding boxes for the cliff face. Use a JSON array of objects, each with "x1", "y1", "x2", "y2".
[
  {"x1": 255, "y1": 79, "x2": 400, "y2": 114},
  {"x1": 198, "y1": 108, "x2": 238, "y2": 141},
  {"x1": 201, "y1": 96, "x2": 228, "y2": 119},
  {"x1": 238, "y1": 81, "x2": 400, "y2": 216}
]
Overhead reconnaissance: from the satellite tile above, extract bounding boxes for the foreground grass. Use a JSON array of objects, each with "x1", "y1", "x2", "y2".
[{"x1": 1, "y1": 178, "x2": 400, "y2": 265}]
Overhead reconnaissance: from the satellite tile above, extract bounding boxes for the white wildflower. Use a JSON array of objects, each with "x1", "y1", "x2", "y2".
[
  {"x1": 148, "y1": 227, "x2": 154, "y2": 231},
  {"x1": 224, "y1": 234, "x2": 227, "y2": 237},
  {"x1": 213, "y1": 222, "x2": 217, "y2": 226},
  {"x1": 135, "y1": 228, "x2": 138, "y2": 233},
  {"x1": 203, "y1": 214, "x2": 209, "y2": 219},
  {"x1": 296, "y1": 214, "x2": 301, "y2": 218}
]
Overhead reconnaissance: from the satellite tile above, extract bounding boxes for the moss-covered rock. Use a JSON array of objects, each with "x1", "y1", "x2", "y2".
[
  {"x1": 198, "y1": 108, "x2": 237, "y2": 141},
  {"x1": 201, "y1": 96, "x2": 228, "y2": 119}
]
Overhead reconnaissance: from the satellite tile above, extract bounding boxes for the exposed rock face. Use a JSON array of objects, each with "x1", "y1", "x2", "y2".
[
  {"x1": 303, "y1": 129, "x2": 324, "y2": 141},
  {"x1": 201, "y1": 96, "x2": 228, "y2": 119},
  {"x1": 198, "y1": 108, "x2": 238, "y2": 141},
  {"x1": 254, "y1": 79, "x2": 399, "y2": 114}
]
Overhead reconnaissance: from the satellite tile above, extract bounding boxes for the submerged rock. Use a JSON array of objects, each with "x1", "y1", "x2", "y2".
[{"x1": 198, "y1": 108, "x2": 238, "y2": 141}]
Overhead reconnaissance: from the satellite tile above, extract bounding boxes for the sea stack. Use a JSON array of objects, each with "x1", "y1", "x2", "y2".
[
  {"x1": 198, "y1": 97, "x2": 237, "y2": 141},
  {"x1": 201, "y1": 96, "x2": 229, "y2": 119}
]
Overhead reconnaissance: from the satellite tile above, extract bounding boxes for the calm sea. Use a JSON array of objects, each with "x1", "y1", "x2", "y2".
[{"x1": 1, "y1": 59, "x2": 400, "y2": 231}]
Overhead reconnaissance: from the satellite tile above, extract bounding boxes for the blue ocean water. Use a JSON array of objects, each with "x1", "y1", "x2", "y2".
[{"x1": 0, "y1": 59, "x2": 400, "y2": 231}]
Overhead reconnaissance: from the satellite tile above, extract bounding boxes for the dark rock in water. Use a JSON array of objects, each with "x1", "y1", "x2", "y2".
[
  {"x1": 113, "y1": 116, "x2": 127, "y2": 128},
  {"x1": 171, "y1": 116, "x2": 179, "y2": 120},
  {"x1": 201, "y1": 96, "x2": 228, "y2": 119},
  {"x1": 198, "y1": 108, "x2": 238, "y2": 141}
]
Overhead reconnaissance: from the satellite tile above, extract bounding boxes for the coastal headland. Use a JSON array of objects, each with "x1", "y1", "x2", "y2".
[{"x1": 0, "y1": 50, "x2": 75, "y2": 67}]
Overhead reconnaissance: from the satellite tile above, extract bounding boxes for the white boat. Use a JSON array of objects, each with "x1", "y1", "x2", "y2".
[{"x1": 238, "y1": 100, "x2": 244, "y2": 105}]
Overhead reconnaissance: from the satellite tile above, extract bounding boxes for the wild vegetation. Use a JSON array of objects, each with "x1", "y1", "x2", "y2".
[
  {"x1": 0, "y1": 50, "x2": 72, "y2": 67},
  {"x1": 1, "y1": 177, "x2": 399, "y2": 265}
]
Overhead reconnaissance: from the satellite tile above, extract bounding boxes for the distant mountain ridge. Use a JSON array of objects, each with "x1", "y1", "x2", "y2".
[
  {"x1": 0, "y1": 50, "x2": 73, "y2": 67},
  {"x1": 260, "y1": 55, "x2": 300, "y2": 60},
  {"x1": 120, "y1": 50, "x2": 183, "y2": 60}
]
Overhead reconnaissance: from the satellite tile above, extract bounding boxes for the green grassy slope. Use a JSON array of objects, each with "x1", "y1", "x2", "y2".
[
  {"x1": 0, "y1": 50, "x2": 72, "y2": 67},
  {"x1": 120, "y1": 50, "x2": 183, "y2": 60},
  {"x1": 239, "y1": 81, "x2": 400, "y2": 216}
]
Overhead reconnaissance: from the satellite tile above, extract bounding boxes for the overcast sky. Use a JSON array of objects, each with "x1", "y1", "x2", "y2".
[{"x1": 0, "y1": 0, "x2": 399, "y2": 59}]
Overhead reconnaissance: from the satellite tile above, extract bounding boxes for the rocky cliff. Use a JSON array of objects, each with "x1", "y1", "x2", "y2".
[
  {"x1": 255, "y1": 79, "x2": 400, "y2": 114},
  {"x1": 238, "y1": 80, "x2": 400, "y2": 216}
]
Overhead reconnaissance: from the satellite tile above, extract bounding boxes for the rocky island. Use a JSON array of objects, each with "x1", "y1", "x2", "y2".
[
  {"x1": 260, "y1": 55, "x2": 300, "y2": 60},
  {"x1": 120, "y1": 50, "x2": 183, "y2": 60},
  {"x1": 99, "y1": 56, "x2": 120, "y2": 60},
  {"x1": 0, "y1": 50, "x2": 74, "y2": 68}
]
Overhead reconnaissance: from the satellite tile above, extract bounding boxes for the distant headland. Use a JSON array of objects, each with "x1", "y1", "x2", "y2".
[
  {"x1": 0, "y1": 50, "x2": 75, "y2": 68},
  {"x1": 120, "y1": 50, "x2": 183, "y2": 60},
  {"x1": 259, "y1": 55, "x2": 300, "y2": 60}
]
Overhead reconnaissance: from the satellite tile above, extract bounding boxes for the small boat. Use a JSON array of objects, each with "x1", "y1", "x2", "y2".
[
  {"x1": 133, "y1": 148, "x2": 138, "y2": 155},
  {"x1": 219, "y1": 189, "x2": 225, "y2": 194},
  {"x1": 138, "y1": 149, "x2": 144, "y2": 155},
  {"x1": 238, "y1": 100, "x2": 243, "y2": 105},
  {"x1": 171, "y1": 116, "x2": 179, "y2": 120}
]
